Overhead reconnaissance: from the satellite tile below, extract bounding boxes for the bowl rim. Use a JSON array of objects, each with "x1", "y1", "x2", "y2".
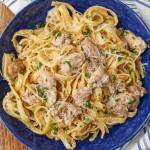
[{"x1": 0, "y1": 0, "x2": 150, "y2": 149}]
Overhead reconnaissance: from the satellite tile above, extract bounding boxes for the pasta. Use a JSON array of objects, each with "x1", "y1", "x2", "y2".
[{"x1": 2, "y1": 1, "x2": 147, "y2": 149}]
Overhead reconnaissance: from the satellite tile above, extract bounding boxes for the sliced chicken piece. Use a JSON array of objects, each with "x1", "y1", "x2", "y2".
[
  {"x1": 52, "y1": 32, "x2": 71, "y2": 47},
  {"x1": 81, "y1": 37, "x2": 101, "y2": 58},
  {"x1": 106, "y1": 92, "x2": 134, "y2": 117},
  {"x1": 85, "y1": 57, "x2": 100, "y2": 74},
  {"x1": 8, "y1": 59, "x2": 26, "y2": 80},
  {"x1": 50, "y1": 101, "x2": 82, "y2": 126},
  {"x1": 60, "y1": 52, "x2": 85, "y2": 76},
  {"x1": 127, "y1": 81, "x2": 146, "y2": 111},
  {"x1": 22, "y1": 89, "x2": 38, "y2": 105},
  {"x1": 81, "y1": 37, "x2": 106, "y2": 73},
  {"x1": 87, "y1": 65, "x2": 115, "y2": 93},
  {"x1": 46, "y1": 8, "x2": 58, "y2": 23},
  {"x1": 123, "y1": 30, "x2": 147, "y2": 53},
  {"x1": 37, "y1": 70, "x2": 57, "y2": 105},
  {"x1": 116, "y1": 82, "x2": 126, "y2": 93},
  {"x1": 73, "y1": 87, "x2": 92, "y2": 107}
]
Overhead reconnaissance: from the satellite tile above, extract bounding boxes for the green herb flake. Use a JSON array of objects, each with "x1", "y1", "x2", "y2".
[
  {"x1": 46, "y1": 115, "x2": 48, "y2": 117},
  {"x1": 85, "y1": 72, "x2": 90, "y2": 77},
  {"x1": 37, "y1": 87, "x2": 48, "y2": 101},
  {"x1": 83, "y1": 117, "x2": 89, "y2": 124},
  {"x1": 66, "y1": 126, "x2": 70, "y2": 131},
  {"x1": 60, "y1": 53, "x2": 64, "y2": 56},
  {"x1": 56, "y1": 20, "x2": 61, "y2": 23},
  {"x1": 18, "y1": 44, "x2": 23, "y2": 46},
  {"x1": 111, "y1": 49, "x2": 115, "y2": 53},
  {"x1": 65, "y1": 61, "x2": 73, "y2": 69},
  {"x1": 130, "y1": 48, "x2": 135, "y2": 52},
  {"x1": 117, "y1": 52, "x2": 124, "y2": 62},
  {"x1": 81, "y1": 46, "x2": 84, "y2": 51},
  {"x1": 128, "y1": 100, "x2": 135, "y2": 105},
  {"x1": 53, "y1": 103, "x2": 58, "y2": 108},
  {"x1": 84, "y1": 28, "x2": 93, "y2": 35},
  {"x1": 43, "y1": 100, "x2": 46, "y2": 106},
  {"x1": 67, "y1": 35, "x2": 71, "y2": 39},
  {"x1": 57, "y1": 31, "x2": 62, "y2": 37},
  {"x1": 36, "y1": 22, "x2": 45, "y2": 29},
  {"x1": 37, "y1": 62, "x2": 43, "y2": 69},
  {"x1": 50, "y1": 123, "x2": 58, "y2": 134},
  {"x1": 128, "y1": 68, "x2": 134, "y2": 74},
  {"x1": 47, "y1": 16, "x2": 51, "y2": 18},
  {"x1": 86, "y1": 100, "x2": 93, "y2": 109},
  {"x1": 41, "y1": 125, "x2": 43, "y2": 131},
  {"x1": 86, "y1": 58, "x2": 91, "y2": 63},
  {"x1": 115, "y1": 98, "x2": 121, "y2": 102},
  {"x1": 121, "y1": 30, "x2": 129, "y2": 36}
]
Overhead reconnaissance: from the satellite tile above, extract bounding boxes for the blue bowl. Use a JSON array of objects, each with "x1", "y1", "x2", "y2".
[{"x1": 0, "y1": 0, "x2": 150, "y2": 150}]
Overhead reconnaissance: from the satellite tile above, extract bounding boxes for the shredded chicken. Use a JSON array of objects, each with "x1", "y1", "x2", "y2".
[
  {"x1": 50, "y1": 101, "x2": 82, "y2": 126},
  {"x1": 106, "y1": 92, "x2": 134, "y2": 117},
  {"x1": 123, "y1": 30, "x2": 147, "y2": 53},
  {"x1": 60, "y1": 52, "x2": 85, "y2": 76},
  {"x1": 8, "y1": 58, "x2": 26, "y2": 80},
  {"x1": 37, "y1": 70, "x2": 57, "y2": 105},
  {"x1": 73, "y1": 87, "x2": 92, "y2": 107},
  {"x1": 22, "y1": 89, "x2": 38, "y2": 105},
  {"x1": 52, "y1": 32, "x2": 71, "y2": 47},
  {"x1": 46, "y1": 8, "x2": 58, "y2": 23}
]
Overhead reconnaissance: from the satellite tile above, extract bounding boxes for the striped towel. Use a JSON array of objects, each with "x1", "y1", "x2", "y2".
[{"x1": 0, "y1": 0, "x2": 150, "y2": 149}]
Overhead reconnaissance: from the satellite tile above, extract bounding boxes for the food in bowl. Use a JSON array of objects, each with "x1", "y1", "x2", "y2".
[{"x1": 2, "y1": 1, "x2": 147, "y2": 149}]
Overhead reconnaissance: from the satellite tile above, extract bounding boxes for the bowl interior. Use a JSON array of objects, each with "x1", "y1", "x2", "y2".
[{"x1": 0, "y1": 0, "x2": 150, "y2": 150}]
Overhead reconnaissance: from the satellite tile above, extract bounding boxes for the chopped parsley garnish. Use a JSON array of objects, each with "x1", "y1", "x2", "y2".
[
  {"x1": 128, "y1": 100, "x2": 135, "y2": 105},
  {"x1": 53, "y1": 103, "x2": 58, "y2": 108},
  {"x1": 81, "y1": 46, "x2": 84, "y2": 51},
  {"x1": 86, "y1": 100, "x2": 93, "y2": 109},
  {"x1": 47, "y1": 16, "x2": 51, "y2": 18},
  {"x1": 37, "y1": 87, "x2": 48, "y2": 101},
  {"x1": 84, "y1": 28, "x2": 93, "y2": 35},
  {"x1": 65, "y1": 61, "x2": 73, "y2": 69},
  {"x1": 121, "y1": 30, "x2": 129, "y2": 36},
  {"x1": 130, "y1": 48, "x2": 135, "y2": 52},
  {"x1": 111, "y1": 49, "x2": 115, "y2": 53},
  {"x1": 37, "y1": 62, "x2": 43, "y2": 69},
  {"x1": 18, "y1": 44, "x2": 23, "y2": 46},
  {"x1": 50, "y1": 123, "x2": 58, "y2": 134},
  {"x1": 67, "y1": 35, "x2": 71, "y2": 39},
  {"x1": 128, "y1": 68, "x2": 134, "y2": 74},
  {"x1": 57, "y1": 31, "x2": 62, "y2": 37},
  {"x1": 41, "y1": 125, "x2": 43, "y2": 131},
  {"x1": 117, "y1": 52, "x2": 124, "y2": 62},
  {"x1": 86, "y1": 15, "x2": 92, "y2": 20},
  {"x1": 43, "y1": 100, "x2": 46, "y2": 106},
  {"x1": 86, "y1": 58, "x2": 91, "y2": 63},
  {"x1": 83, "y1": 117, "x2": 89, "y2": 124},
  {"x1": 36, "y1": 22, "x2": 45, "y2": 29},
  {"x1": 56, "y1": 20, "x2": 61, "y2": 23},
  {"x1": 115, "y1": 98, "x2": 121, "y2": 102},
  {"x1": 46, "y1": 115, "x2": 48, "y2": 117},
  {"x1": 65, "y1": 126, "x2": 70, "y2": 131},
  {"x1": 85, "y1": 72, "x2": 90, "y2": 77}
]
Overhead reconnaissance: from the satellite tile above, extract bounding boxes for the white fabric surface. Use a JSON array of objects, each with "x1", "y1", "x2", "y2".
[{"x1": 1, "y1": 0, "x2": 150, "y2": 150}]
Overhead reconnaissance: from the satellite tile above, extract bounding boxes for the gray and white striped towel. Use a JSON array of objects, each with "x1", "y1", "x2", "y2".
[{"x1": 1, "y1": 0, "x2": 150, "y2": 149}]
